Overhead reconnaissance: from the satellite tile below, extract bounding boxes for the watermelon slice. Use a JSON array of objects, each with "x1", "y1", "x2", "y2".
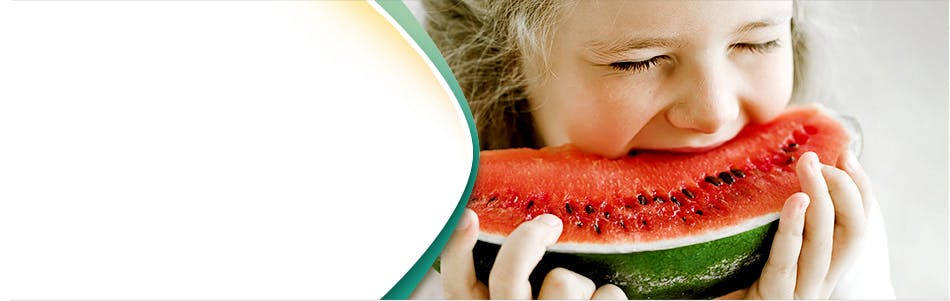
[{"x1": 462, "y1": 106, "x2": 853, "y2": 299}]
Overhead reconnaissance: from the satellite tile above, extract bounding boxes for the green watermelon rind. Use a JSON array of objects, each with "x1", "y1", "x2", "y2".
[{"x1": 435, "y1": 220, "x2": 777, "y2": 299}]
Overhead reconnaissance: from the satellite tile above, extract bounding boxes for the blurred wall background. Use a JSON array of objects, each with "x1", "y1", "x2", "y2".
[
  {"x1": 406, "y1": 1, "x2": 949, "y2": 298},
  {"x1": 821, "y1": 1, "x2": 948, "y2": 299}
]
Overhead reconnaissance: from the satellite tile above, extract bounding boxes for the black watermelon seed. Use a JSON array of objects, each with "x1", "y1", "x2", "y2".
[
  {"x1": 670, "y1": 196, "x2": 681, "y2": 206},
  {"x1": 653, "y1": 195, "x2": 666, "y2": 203},
  {"x1": 718, "y1": 172, "x2": 735, "y2": 184},
  {"x1": 785, "y1": 156, "x2": 795, "y2": 165},
  {"x1": 576, "y1": 221, "x2": 584, "y2": 228},
  {"x1": 681, "y1": 188, "x2": 695, "y2": 199},
  {"x1": 730, "y1": 168, "x2": 746, "y2": 178},
  {"x1": 681, "y1": 217, "x2": 687, "y2": 222},
  {"x1": 526, "y1": 201, "x2": 534, "y2": 209},
  {"x1": 585, "y1": 204, "x2": 594, "y2": 214},
  {"x1": 487, "y1": 196, "x2": 497, "y2": 203},
  {"x1": 782, "y1": 142, "x2": 800, "y2": 153},
  {"x1": 604, "y1": 212, "x2": 610, "y2": 219},
  {"x1": 619, "y1": 220, "x2": 626, "y2": 229},
  {"x1": 565, "y1": 203, "x2": 574, "y2": 214},
  {"x1": 637, "y1": 195, "x2": 649, "y2": 205},
  {"x1": 641, "y1": 220, "x2": 648, "y2": 226},
  {"x1": 704, "y1": 176, "x2": 722, "y2": 186},
  {"x1": 594, "y1": 224, "x2": 601, "y2": 234},
  {"x1": 695, "y1": 209, "x2": 704, "y2": 216}
]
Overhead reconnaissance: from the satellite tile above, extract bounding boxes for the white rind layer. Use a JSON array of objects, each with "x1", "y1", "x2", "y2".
[{"x1": 477, "y1": 213, "x2": 781, "y2": 254}]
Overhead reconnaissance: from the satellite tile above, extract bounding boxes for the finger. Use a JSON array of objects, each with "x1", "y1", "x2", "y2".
[
  {"x1": 821, "y1": 164, "x2": 867, "y2": 295},
  {"x1": 755, "y1": 192, "x2": 809, "y2": 299},
  {"x1": 823, "y1": 165, "x2": 867, "y2": 244},
  {"x1": 591, "y1": 284, "x2": 628, "y2": 300},
  {"x1": 440, "y1": 209, "x2": 488, "y2": 299},
  {"x1": 821, "y1": 165, "x2": 867, "y2": 232},
  {"x1": 537, "y1": 267, "x2": 596, "y2": 299},
  {"x1": 795, "y1": 152, "x2": 834, "y2": 299},
  {"x1": 838, "y1": 151, "x2": 875, "y2": 219},
  {"x1": 489, "y1": 214, "x2": 563, "y2": 299}
]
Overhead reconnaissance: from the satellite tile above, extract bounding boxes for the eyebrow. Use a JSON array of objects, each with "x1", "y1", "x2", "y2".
[
  {"x1": 733, "y1": 17, "x2": 787, "y2": 36},
  {"x1": 586, "y1": 38, "x2": 683, "y2": 55},
  {"x1": 585, "y1": 16, "x2": 790, "y2": 56}
]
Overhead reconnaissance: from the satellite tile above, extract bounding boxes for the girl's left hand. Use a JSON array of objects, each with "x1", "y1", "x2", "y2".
[{"x1": 720, "y1": 151, "x2": 874, "y2": 299}]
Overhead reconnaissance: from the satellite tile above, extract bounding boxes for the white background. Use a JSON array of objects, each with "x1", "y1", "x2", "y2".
[
  {"x1": 405, "y1": 0, "x2": 949, "y2": 298},
  {"x1": 824, "y1": 2, "x2": 948, "y2": 298},
  {"x1": 0, "y1": 1, "x2": 472, "y2": 299}
]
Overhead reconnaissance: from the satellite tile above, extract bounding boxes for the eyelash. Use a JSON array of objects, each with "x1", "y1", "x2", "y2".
[
  {"x1": 608, "y1": 39, "x2": 781, "y2": 73},
  {"x1": 731, "y1": 39, "x2": 781, "y2": 53},
  {"x1": 609, "y1": 56, "x2": 668, "y2": 73}
]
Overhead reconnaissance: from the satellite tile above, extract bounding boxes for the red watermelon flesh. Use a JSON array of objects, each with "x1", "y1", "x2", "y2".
[{"x1": 468, "y1": 106, "x2": 850, "y2": 253}]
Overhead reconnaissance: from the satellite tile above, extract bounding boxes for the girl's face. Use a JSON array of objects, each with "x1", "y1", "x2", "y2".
[{"x1": 526, "y1": 1, "x2": 794, "y2": 158}]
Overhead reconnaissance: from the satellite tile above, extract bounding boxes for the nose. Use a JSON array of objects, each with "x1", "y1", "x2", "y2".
[{"x1": 665, "y1": 61, "x2": 740, "y2": 134}]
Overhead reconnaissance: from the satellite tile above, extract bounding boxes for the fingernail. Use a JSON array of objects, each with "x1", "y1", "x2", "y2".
[
  {"x1": 455, "y1": 210, "x2": 472, "y2": 231},
  {"x1": 535, "y1": 214, "x2": 562, "y2": 228},
  {"x1": 798, "y1": 197, "x2": 810, "y2": 215},
  {"x1": 786, "y1": 193, "x2": 809, "y2": 218}
]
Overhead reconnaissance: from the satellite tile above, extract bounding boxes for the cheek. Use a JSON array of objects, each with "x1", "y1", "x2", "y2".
[
  {"x1": 745, "y1": 48, "x2": 795, "y2": 124},
  {"x1": 561, "y1": 79, "x2": 658, "y2": 156}
]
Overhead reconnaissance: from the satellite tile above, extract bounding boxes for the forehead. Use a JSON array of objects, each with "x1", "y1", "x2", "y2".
[{"x1": 560, "y1": 1, "x2": 793, "y2": 47}]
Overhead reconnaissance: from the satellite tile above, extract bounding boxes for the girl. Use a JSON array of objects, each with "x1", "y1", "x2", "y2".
[{"x1": 414, "y1": 1, "x2": 895, "y2": 299}]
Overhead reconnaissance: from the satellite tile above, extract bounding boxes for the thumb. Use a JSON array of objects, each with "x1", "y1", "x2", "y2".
[{"x1": 440, "y1": 209, "x2": 487, "y2": 299}]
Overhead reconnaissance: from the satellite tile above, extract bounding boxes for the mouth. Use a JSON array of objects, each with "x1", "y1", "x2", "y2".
[
  {"x1": 625, "y1": 115, "x2": 750, "y2": 156},
  {"x1": 659, "y1": 141, "x2": 729, "y2": 153}
]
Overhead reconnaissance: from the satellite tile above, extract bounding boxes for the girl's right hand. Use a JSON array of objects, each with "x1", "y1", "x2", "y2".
[{"x1": 440, "y1": 209, "x2": 628, "y2": 300}]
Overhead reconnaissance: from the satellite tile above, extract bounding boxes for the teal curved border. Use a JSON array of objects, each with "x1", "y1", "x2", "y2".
[{"x1": 373, "y1": 1, "x2": 480, "y2": 299}]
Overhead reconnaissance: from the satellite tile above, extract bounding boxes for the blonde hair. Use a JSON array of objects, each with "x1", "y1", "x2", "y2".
[{"x1": 421, "y1": 0, "x2": 842, "y2": 150}]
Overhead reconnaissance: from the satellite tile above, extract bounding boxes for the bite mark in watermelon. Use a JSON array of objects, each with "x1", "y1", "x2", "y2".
[{"x1": 462, "y1": 106, "x2": 852, "y2": 299}]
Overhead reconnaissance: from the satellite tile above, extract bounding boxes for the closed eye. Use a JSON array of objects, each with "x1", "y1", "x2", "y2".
[
  {"x1": 731, "y1": 39, "x2": 781, "y2": 54},
  {"x1": 609, "y1": 56, "x2": 669, "y2": 73}
]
